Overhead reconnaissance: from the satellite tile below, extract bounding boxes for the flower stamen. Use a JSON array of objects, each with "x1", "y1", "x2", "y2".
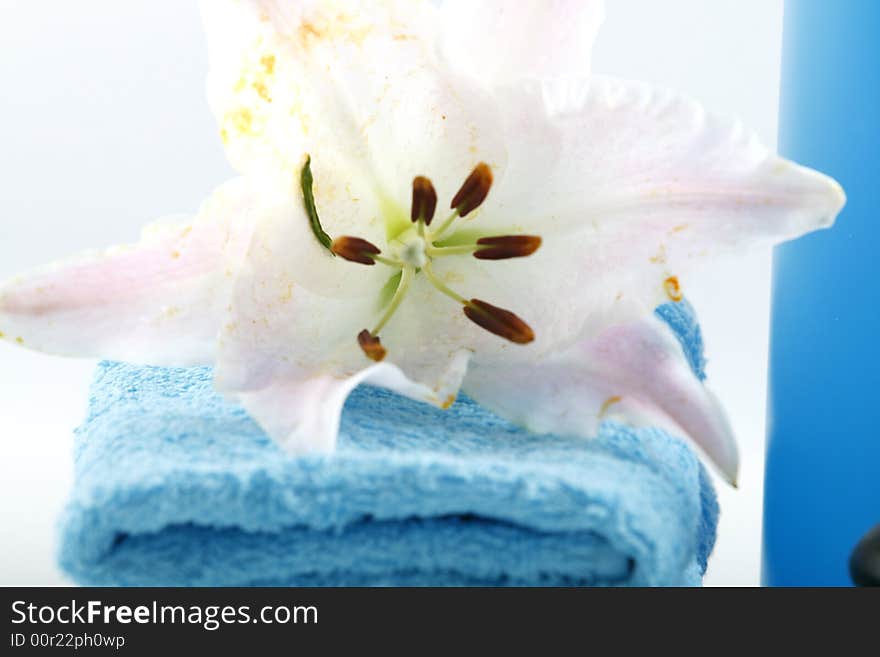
[
  {"x1": 357, "y1": 265, "x2": 416, "y2": 361},
  {"x1": 431, "y1": 209, "x2": 461, "y2": 240},
  {"x1": 422, "y1": 262, "x2": 470, "y2": 305},
  {"x1": 357, "y1": 330, "x2": 387, "y2": 362},
  {"x1": 426, "y1": 244, "x2": 478, "y2": 257},
  {"x1": 431, "y1": 162, "x2": 493, "y2": 239},
  {"x1": 308, "y1": 158, "x2": 538, "y2": 359},
  {"x1": 474, "y1": 235, "x2": 542, "y2": 260},
  {"x1": 422, "y1": 265, "x2": 534, "y2": 345},
  {"x1": 331, "y1": 236, "x2": 382, "y2": 265},
  {"x1": 411, "y1": 176, "x2": 438, "y2": 226},
  {"x1": 451, "y1": 162, "x2": 493, "y2": 217},
  {"x1": 463, "y1": 299, "x2": 535, "y2": 344},
  {"x1": 372, "y1": 266, "x2": 414, "y2": 335}
]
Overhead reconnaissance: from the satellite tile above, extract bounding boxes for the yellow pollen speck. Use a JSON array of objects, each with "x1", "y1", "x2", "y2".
[
  {"x1": 441, "y1": 394, "x2": 457, "y2": 410},
  {"x1": 599, "y1": 396, "x2": 622, "y2": 418},
  {"x1": 296, "y1": 13, "x2": 373, "y2": 50},
  {"x1": 0, "y1": 331, "x2": 4, "y2": 339},
  {"x1": 227, "y1": 108, "x2": 254, "y2": 135},
  {"x1": 672, "y1": 224, "x2": 689, "y2": 233},
  {"x1": 220, "y1": 128, "x2": 229, "y2": 144},
  {"x1": 15, "y1": 336, "x2": 24, "y2": 345},
  {"x1": 299, "y1": 21, "x2": 323, "y2": 42},
  {"x1": 649, "y1": 244, "x2": 667, "y2": 264},
  {"x1": 260, "y1": 54, "x2": 276, "y2": 74},
  {"x1": 253, "y1": 81, "x2": 272, "y2": 103},
  {"x1": 171, "y1": 250, "x2": 180, "y2": 259},
  {"x1": 664, "y1": 276, "x2": 683, "y2": 302}
]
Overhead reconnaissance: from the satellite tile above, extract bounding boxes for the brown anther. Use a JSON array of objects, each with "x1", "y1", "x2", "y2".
[
  {"x1": 474, "y1": 235, "x2": 542, "y2": 260},
  {"x1": 463, "y1": 299, "x2": 534, "y2": 345},
  {"x1": 358, "y1": 329, "x2": 387, "y2": 361},
  {"x1": 331, "y1": 236, "x2": 381, "y2": 265},
  {"x1": 411, "y1": 176, "x2": 438, "y2": 226},
  {"x1": 450, "y1": 163, "x2": 493, "y2": 217}
]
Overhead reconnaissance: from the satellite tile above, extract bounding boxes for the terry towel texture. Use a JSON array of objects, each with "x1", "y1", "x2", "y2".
[{"x1": 59, "y1": 302, "x2": 718, "y2": 586}]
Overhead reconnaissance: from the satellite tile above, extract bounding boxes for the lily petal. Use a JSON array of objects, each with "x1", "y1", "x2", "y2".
[
  {"x1": 488, "y1": 76, "x2": 844, "y2": 243},
  {"x1": 463, "y1": 314, "x2": 739, "y2": 484},
  {"x1": 440, "y1": 0, "x2": 605, "y2": 85},
  {"x1": 0, "y1": 178, "x2": 257, "y2": 365},
  {"x1": 201, "y1": 0, "x2": 505, "y2": 241},
  {"x1": 448, "y1": 76, "x2": 845, "y2": 359},
  {"x1": 232, "y1": 357, "x2": 471, "y2": 454}
]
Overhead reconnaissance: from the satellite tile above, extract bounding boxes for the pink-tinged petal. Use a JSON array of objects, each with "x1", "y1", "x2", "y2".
[
  {"x1": 450, "y1": 76, "x2": 845, "y2": 360},
  {"x1": 463, "y1": 314, "x2": 739, "y2": 484},
  {"x1": 0, "y1": 178, "x2": 258, "y2": 365},
  {"x1": 440, "y1": 0, "x2": 605, "y2": 85},
  {"x1": 234, "y1": 373, "x2": 361, "y2": 454},
  {"x1": 488, "y1": 76, "x2": 845, "y2": 245},
  {"x1": 231, "y1": 357, "x2": 471, "y2": 454}
]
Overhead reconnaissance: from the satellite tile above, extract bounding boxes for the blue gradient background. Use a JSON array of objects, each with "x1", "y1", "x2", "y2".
[{"x1": 764, "y1": 0, "x2": 880, "y2": 586}]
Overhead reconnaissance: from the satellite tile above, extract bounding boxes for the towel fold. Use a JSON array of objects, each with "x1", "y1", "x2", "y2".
[{"x1": 59, "y1": 303, "x2": 718, "y2": 586}]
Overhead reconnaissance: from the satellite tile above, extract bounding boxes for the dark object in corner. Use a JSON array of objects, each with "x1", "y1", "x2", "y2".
[{"x1": 850, "y1": 524, "x2": 880, "y2": 587}]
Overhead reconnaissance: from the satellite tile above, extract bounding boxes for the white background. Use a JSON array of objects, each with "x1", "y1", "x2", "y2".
[{"x1": 0, "y1": 0, "x2": 783, "y2": 586}]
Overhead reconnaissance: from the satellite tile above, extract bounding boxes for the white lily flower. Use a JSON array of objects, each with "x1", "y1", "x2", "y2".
[{"x1": 0, "y1": 0, "x2": 844, "y2": 485}]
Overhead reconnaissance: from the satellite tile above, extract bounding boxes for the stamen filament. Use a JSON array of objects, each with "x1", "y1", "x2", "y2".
[
  {"x1": 371, "y1": 265, "x2": 415, "y2": 335},
  {"x1": 426, "y1": 244, "x2": 478, "y2": 257},
  {"x1": 431, "y1": 210, "x2": 461, "y2": 240},
  {"x1": 422, "y1": 262, "x2": 469, "y2": 306},
  {"x1": 373, "y1": 254, "x2": 406, "y2": 268}
]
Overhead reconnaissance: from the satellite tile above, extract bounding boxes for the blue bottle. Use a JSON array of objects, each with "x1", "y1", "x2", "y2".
[{"x1": 764, "y1": 0, "x2": 880, "y2": 586}]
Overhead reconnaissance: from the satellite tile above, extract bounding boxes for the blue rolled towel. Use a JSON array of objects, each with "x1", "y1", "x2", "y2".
[{"x1": 59, "y1": 302, "x2": 718, "y2": 586}]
